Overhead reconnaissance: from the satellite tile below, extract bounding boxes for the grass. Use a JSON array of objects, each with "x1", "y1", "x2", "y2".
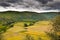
[{"x1": 3, "y1": 21, "x2": 53, "y2": 40}]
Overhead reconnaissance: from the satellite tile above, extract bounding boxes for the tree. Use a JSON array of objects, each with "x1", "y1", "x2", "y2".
[
  {"x1": 53, "y1": 15, "x2": 60, "y2": 32},
  {"x1": 52, "y1": 15, "x2": 60, "y2": 40}
]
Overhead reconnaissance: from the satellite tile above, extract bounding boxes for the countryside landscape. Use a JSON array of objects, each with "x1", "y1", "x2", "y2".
[{"x1": 0, "y1": 11, "x2": 60, "y2": 40}]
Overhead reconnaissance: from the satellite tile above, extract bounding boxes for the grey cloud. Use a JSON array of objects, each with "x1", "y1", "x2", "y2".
[
  {"x1": 0, "y1": 0, "x2": 60, "y2": 11},
  {"x1": 6, "y1": 0, "x2": 23, "y2": 3},
  {"x1": 0, "y1": 2, "x2": 11, "y2": 7},
  {"x1": 47, "y1": 2, "x2": 60, "y2": 9},
  {"x1": 36, "y1": 0, "x2": 53, "y2": 4},
  {"x1": 6, "y1": 0, "x2": 18, "y2": 3}
]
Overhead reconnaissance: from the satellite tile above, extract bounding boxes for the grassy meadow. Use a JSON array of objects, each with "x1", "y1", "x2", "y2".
[{"x1": 0, "y1": 11, "x2": 60, "y2": 40}]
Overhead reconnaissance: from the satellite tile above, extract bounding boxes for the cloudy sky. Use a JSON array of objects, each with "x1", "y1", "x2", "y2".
[{"x1": 0, "y1": 0, "x2": 60, "y2": 13}]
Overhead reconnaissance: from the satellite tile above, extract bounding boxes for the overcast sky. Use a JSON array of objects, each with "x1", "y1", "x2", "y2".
[{"x1": 0, "y1": 0, "x2": 60, "y2": 13}]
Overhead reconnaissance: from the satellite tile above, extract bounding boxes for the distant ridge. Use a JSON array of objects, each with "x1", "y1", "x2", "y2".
[
  {"x1": 0, "y1": 11, "x2": 59, "y2": 22},
  {"x1": 0, "y1": 11, "x2": 59, "y2": 14}
]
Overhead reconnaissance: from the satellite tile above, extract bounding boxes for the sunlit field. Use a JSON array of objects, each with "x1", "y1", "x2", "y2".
[{"x1": 0, "y1": 11, "x2": 60, "y2": 40}]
